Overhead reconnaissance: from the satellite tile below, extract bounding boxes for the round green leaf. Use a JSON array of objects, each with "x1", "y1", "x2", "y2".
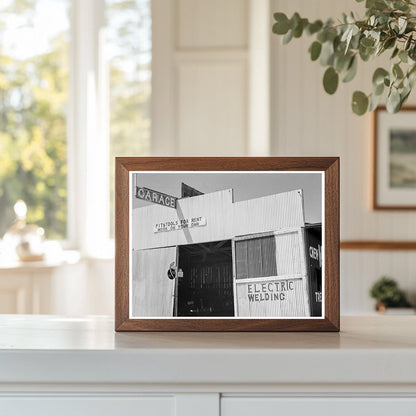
[
  {"x1": 273, "y1": 13, "x2": 290, "y2": 35},
  {"x1": 373, "y1": 82, "x2": 384, "y2": 96},
  {"x1": 334, "y1": 52, "x2": 351, "y2": 72},
  {"x1": 399, "y1": 50, "x2": 408, "y2": 63},
  {"x1": 387, "y1": 88, "x2": 401, "y2": 113},
  {"x1": 320, "y1": 41, "x2": 335, "y2": 66},
  {"x1": 391, "y1": 47, "x2": 399, "y2": 59},
  {"x1": 293, "y1": 18, "x2": 308, "y2": 38},
  {"x1": 323, "y1": 67, "x2": 339, "y2": 95},
  {"x1": 369, "y1": 92, "x2": 383, "y2": 112},
  {"x1": 359, "y1": 44, "x2": 374, "y2": 62},
  {"x1": 372, "y1": 68, "x2": 389, "y2": 86},
  {"x1": 367, "y1": 0, "x2": 388, "y2": 11},
  {"x1": 309, "y1": 41, "x2": 322, "y2": 61},
  {"x1": 393, "y1": 63, "x2": 404, "y2": 79},
  {"x1": 290, "y1": 12, "x2": 301, "y2": 30},
  {"x1": 360, "y1": 37, "x2": 375, "y2": 48},
  {"x1": 282, "y1": 29, "x2": 293, "y2": 44},
  {"x1": 317, "y1": 30, "x2": 328, "y2": 43},
  {"x1": 352, "y1": 91, "x2": 369, "y2": 115},
  {"x1": 307, "y1": 20, "x2": 323, "y2": 35},
  {"x1": 342, "y1": 56, "x2": 357, "y2": 83},
  {"x1": 384, "y1": 37, "x2": 396, "y2": 50}
]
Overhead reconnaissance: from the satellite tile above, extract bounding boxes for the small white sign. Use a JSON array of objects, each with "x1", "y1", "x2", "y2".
[{"x1": 154, "y1": 216, "x2": 207, "y2": 233}]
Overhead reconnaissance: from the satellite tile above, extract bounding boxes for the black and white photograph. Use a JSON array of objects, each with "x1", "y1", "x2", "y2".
[{"x1": 129, "y1": 171, "x2": 324, "y2": 319}]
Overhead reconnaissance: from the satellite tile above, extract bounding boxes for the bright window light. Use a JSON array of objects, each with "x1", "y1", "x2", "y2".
[{"x1": 0, "y1": 0, "x2": 70, "y2": 239}]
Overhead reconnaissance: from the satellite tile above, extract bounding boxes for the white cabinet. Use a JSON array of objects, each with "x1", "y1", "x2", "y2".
[
  {"x1": 0, "y1": 316, "x2": 415, "y2": 415},
  {"x1": 222, "y1": 398, "x2": 416, "y2": 416},
  {"x1": 1, "y1": 397, "x2": 175, "y2": 416}
]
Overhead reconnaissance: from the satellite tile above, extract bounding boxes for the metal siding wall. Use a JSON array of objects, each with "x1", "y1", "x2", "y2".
[
  {"x1": 133, "y1": 189, "x2": 305, "y2": 250},
  {"x1": 233, "y1": 189, "x2": 304, "y2": 236},
  {"x1": 133, "y1": 189, "x2": 234, "y2": 250},
  {"x1": 236, "y1": 279, "x2": 306, "y2": 317},
  {"x1": 132, "y1": 247, "x2": 177, "y2": 317},
  {"x1": 275, "y1": 232, "x2": 302, "y2": 276}
]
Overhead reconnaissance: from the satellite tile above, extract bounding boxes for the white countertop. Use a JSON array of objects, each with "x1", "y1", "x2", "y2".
[{"x1": 0, "y1": 315, "x2": 415, "y2": 386}]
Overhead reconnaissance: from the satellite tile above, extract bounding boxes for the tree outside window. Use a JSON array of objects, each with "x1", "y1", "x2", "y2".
[{"x1": 0, "y1": 0, "x2": 151, "y2": 243}]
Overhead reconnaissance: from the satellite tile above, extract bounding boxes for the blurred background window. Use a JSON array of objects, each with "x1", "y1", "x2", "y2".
[
  {"x1": 0, "y1": 0, "x2": 151, "y2": 243},
  {"x1": 0, "y1": 0, "x2": 70, "y2": 239}
]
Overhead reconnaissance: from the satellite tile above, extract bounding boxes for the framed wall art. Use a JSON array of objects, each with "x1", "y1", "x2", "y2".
[
  {"x1": 374, "y1": 106, "x2": 416, "y2": 210},
  {"x1": 115, "y1": 157, "x2": 339, "y2": 331}
]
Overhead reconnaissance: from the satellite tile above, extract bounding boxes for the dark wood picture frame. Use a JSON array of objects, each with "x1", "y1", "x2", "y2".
[
  {"x1": 115, "y1": 157, "x2": 339, "y2": 332},
  {"x1": 373, "y1": 106, "x2": 416, "y2": 210}
]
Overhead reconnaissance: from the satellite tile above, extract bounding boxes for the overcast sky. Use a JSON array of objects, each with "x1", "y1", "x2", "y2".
[{"x1": 131, "y1": 172, "x2": 322, "y2": 223}]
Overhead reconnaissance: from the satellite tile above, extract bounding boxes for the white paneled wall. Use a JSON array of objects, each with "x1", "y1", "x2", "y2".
[
  {"x1": 271, "y1": 0, "x2": 416, "y2": 314},
  {"x1": 177, "y1": 59, "x2": 247, "y2": 155},
  {"x1": 177, "y1": 0, "x2": 248, "y2": 49},
  {"x1": 152, "y1": 0, "x2": 250, "y2": 156}
]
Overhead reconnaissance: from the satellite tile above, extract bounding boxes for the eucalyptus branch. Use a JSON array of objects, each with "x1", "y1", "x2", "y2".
[{"x1": 272, "y1": 0, "x2": 416, "y2": 115}]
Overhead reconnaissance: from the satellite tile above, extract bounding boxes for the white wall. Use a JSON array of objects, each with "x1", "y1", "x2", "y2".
[
  {"x1": 271, "y1": 0, "x2": 416, "y2": 313},
  {"x1": 152, "y1": 0, "x2": 255, "y2": 156}
]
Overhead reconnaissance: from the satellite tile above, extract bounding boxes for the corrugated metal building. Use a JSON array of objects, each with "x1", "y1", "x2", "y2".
[{"x1": 131, "y1": 187, "x2": 322, "y2": 318}]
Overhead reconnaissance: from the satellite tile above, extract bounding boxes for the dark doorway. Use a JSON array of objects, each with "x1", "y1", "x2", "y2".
[
  {"x1": 304, "y1": 224, "x2": 322, "y2": 317},
  {"x1": 177, "y1": 240, "x2": 234, "y2": 317}
]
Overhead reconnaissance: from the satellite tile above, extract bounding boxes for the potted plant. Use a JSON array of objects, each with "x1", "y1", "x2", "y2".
[
  {"x1": 272, "y1": 0, "x2": 416, "y2": 115},
  {"x1": 369, "y1": 276, "x2": 413, "y2": 313}
]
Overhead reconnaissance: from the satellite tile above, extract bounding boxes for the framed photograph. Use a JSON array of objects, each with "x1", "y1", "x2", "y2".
[
  {"x1": 115, "y1": 157, "x2": 339, "y2": 331},
  {"x1": 374, "y1": 106, "x2": 416, "y2": 209}
]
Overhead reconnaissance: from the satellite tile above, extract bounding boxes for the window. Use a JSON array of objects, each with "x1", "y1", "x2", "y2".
[
  {"x1": 0, "y1": 0, "x2": 151, "y2": 252},
  {"x1": 0, "y1": 0, "x2": 70, "y2": 239},
  {"x1": 235, "y1": 235, "x2": 277, "y2": 279}
]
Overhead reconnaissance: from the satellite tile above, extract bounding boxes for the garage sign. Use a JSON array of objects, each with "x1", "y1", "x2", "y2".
[{"x1": 136, "y1": 186, "x2": 177, "y2": 209}]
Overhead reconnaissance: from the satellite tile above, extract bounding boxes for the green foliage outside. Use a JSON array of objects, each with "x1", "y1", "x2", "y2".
[
  {"x1": 0, "y1": 2, "x2": 69, "y2": 239},
  {"x1": 369, "y1": 276, "x2": 412, "y2": 307},
  {"x1": 272, "y1": 0, "x2": 416, "y2": 115},
  {"x1": 0, "y1": 0, "x2": 151, "y2": 240}
]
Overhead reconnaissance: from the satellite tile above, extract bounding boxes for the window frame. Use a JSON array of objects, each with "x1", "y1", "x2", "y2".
[{"x1": 67, "y1": 0, "x2": 111, "y2": 257}]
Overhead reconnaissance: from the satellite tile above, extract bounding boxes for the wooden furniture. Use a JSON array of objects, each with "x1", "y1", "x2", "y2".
[{"x1": 0, "y1": 315, "x2": 415, "y2": 415}]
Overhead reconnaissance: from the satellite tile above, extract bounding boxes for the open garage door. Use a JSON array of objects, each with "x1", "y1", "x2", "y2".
[{"x1": 131, "y1": 246, "x2": 178, "y2": 317}]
